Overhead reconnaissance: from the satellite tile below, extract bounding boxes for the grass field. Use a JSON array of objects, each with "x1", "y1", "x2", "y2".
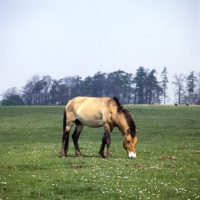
[{"x1": 0, "y1": 105, "x2": 200, "y2": 200}]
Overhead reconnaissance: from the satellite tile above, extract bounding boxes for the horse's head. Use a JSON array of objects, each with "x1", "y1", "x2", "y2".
[
  {"x1": 120, "y1": 108, "x2": 138, "y2": 158},
  {"x1": 123, "y1": 132, "x2": 138, "y2": 159},
  {"x1": 112, "y1": 98, "x2": 138, "y2": 159}
]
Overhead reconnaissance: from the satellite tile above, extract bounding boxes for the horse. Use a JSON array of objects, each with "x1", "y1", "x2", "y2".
[{"x1": 60, "y1": 96, "x2": 138, "y2": 158}]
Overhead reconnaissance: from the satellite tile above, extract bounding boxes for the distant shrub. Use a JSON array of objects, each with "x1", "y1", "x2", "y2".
[{"x1": 1, "y1": 95, "x2": 25, "y2": 106}]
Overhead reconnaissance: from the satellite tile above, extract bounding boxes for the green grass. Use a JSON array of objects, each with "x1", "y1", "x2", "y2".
[{"x1": 0, "y1": 105, "x2": 200, "y2": 200}]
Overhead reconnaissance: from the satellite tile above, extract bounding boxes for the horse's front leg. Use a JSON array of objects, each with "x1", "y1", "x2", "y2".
[
  {"x1": 72, "y1": 124, "x2": 84, "y2": 157},
  {"x1": 105, "y1": 133, "x2": 112, "y2": 157},
  {"x1": 99, "y1": 124, "x2": 112, "y2": 158},
  {"x1": 60, "y1": 130, "x2": 70, "y2": 158},
  {"x1": 99, "y1": 134, "x2": 106, "y2": 158}
]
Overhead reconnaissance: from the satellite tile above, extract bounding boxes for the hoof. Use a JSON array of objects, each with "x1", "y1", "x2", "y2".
[
  {"x1": 76, "y1": 154, "x2": 84, "y2": 157},
  {"x1": 60, "y1": 154, "x2": 66, "y2": 158},
  {"x1": 75, "y1": 150, "x2": 84, "y2": 157},
  {"x1": 99, "y1": 153, "x2": 106, "y2": 158},
  {"x1": 107, "y1": 153, "x2": 112, "y2": 158},
  {"x1": 60, "y1": 151, "x2": 67, "y2": 158}
]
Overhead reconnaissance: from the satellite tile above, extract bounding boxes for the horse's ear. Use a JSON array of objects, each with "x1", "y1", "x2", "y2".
[{"x1": 127, "y1": 129, "x2": 130, "y2": 134}]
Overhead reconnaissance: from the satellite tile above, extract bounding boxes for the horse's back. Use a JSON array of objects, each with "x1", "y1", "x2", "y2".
[
  {"x1": 65, "y1": 96, "x2": 117, "y2": 127},
  {"x1": 66, "y1": 96, "x2": 114, "y2": 109}
]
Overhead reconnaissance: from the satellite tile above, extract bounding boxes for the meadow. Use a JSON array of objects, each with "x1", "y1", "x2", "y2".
[{"x1": 0, "y1": 105, "x2": 199, "y2": 200}]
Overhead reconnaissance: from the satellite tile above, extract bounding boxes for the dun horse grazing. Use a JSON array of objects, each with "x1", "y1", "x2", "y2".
[{"x1": 60, "y1": 96, "x2": 138, "y2": 158}]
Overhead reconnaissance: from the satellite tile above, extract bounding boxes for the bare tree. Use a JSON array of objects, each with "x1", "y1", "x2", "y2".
[
  {"x1": 21, "y1": 75, "x2": 41, "y2": 105},
  {"x1": 172, "y1": 73, "x2": 185, "y2": 104},
  {"x1": 1, "y1": 87, "x2": 19, "y2": 99}
]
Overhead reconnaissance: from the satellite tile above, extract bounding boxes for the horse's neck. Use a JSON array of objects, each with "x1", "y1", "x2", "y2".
[{"x1": 115, "y1": 114, "x2": 129, "y2": 135}]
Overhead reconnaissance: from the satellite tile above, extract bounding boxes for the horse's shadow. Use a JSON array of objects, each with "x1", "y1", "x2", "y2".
[{"x1": 58, "y1": 154, "x2": 121, "y2": 159}]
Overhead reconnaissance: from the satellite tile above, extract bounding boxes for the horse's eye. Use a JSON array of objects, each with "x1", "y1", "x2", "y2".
[{"x1": 127, "y1": 140, "x2": 130, "y2": 144}]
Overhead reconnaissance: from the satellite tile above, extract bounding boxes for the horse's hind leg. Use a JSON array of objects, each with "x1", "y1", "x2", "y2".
[
  {"x1": 61, "y1": 122, "x2": 74, "y2": 158},
  {"x1": 72, "y1": 122, "x2": 84, "y2": 157},
  {"x1": 61, "y1": 129, "x2": 70, "y2": 157},
  {"x1": 60, "y1": 108, "x2": 70, "y2": 158}
]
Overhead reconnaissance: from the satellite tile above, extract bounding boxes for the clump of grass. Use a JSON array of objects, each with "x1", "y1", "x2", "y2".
[{"x1": 0, "y1": 106, "x2": 200, "y2": 199}]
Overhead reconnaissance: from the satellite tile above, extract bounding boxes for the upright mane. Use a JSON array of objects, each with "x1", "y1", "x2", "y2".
[
  {"x1": 122, "y1": 109, "x2": 137, "y2": 137},
  {"x1": 112, "y1": 97, "x2": 137, "y2": 137},
  {"x1": 112, "y1": 97, "x2": 123, "y2": 112}
]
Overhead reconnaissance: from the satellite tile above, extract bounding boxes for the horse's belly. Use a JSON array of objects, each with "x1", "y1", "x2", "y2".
[
  {"x1": 76, "y1": 112, "x2": 104, "y2": 127},
  {"x1": 75, "y1": 105, "x2": 110, "y2": 128},
  {"x1": 80, "y1": 117, "x2": 104, "y2": 127}
]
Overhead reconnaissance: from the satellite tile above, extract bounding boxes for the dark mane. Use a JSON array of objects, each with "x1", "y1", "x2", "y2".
[
  {"x1": 122, "y1": 109, "x2": 137, "y2": 137},
  {"x1": 112, "y1": 97, "x2": 123, "y2": 112},
  {"x1": 112, "y1": 97, "x2": 137, "y2": 137}
]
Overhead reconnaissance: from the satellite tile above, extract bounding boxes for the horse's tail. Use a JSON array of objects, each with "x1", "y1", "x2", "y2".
[{"x1": 63, "y1": 107, "x2": 66, "y2": 132}]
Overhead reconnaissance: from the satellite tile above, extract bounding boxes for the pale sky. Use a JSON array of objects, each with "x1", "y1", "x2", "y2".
[{"x1": 0, "y1": 0, "x2": 199, "y2": 103}]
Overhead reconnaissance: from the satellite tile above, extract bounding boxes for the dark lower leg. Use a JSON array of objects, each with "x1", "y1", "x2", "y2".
[
  {"x1": 99, "y1": 134, "x2": 107, "y2": 158},
  {"x1": 60, "y1": 131, "x2": 70, "y2": 157},
  {"x1": 106, "y1": 135, "x2": 112, "y2": 157},
  {"x1": 72, "y1": 131, "x2": 83, "y2": 156},
  {"x1": 99, "y1": 134, "x2": 112, "y2": 157}
]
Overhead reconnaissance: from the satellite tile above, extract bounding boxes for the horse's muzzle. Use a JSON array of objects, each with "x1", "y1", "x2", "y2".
[{"x1": 128, "y1": 152, "x2": 136, "y2": 159}]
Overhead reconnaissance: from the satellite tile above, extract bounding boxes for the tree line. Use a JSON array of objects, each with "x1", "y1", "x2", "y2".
[{"x1": 1, "y1": 67, "x2": 200, "y2": 106}]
